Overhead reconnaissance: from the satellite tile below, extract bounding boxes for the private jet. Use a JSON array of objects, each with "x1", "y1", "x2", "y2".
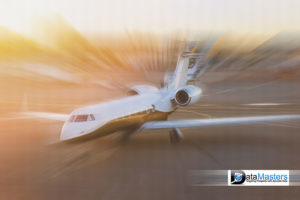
[{"x1": 22, "y1": 51, "x2": 300, "y2": 143}]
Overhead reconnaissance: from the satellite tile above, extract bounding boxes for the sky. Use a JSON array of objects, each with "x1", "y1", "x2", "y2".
[{"x1": 0, "y1": 0, "x2": 299, "y2": 34}]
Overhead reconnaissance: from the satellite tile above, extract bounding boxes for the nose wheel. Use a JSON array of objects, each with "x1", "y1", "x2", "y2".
[{"x1": 169, "y1": 128, "x2": 184, "y2": 144}]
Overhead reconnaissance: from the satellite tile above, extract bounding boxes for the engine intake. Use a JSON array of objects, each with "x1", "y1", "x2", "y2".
[{"x1": 174, "y1": 85, "x2": 202, "y2": 106}]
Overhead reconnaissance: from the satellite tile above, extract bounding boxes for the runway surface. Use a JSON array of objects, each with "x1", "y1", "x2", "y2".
[{"x1": 1, "y1": 73, "x2": 300, "y2": 200}]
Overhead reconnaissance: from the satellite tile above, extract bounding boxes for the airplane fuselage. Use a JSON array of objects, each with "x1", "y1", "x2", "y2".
[{"x1": 60, "y1": 89, "x2": 174, "y2": 141}]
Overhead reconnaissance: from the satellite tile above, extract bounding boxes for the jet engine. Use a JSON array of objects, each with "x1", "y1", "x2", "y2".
[{"x1": 174, "y1": 85, "x2": 202, "y2": 106}]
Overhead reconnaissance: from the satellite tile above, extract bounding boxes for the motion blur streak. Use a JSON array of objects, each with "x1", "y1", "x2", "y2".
[{"x1": 1, "y1": 16, "x2": 300, "y2": 200}]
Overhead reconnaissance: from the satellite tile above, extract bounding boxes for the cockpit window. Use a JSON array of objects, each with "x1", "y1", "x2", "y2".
[
  {"x1": 74, "y1": 115, "x2": 88, "y2": 122},
  {"x1": 89, "y1": 114, "x2": 95, "y2": 121},
  {"x1": 69, "y1": 114, "x2": 96, "y2": 122},
  {"x1": 68, "y1": 115, "x2": 76, "y2": 122}
]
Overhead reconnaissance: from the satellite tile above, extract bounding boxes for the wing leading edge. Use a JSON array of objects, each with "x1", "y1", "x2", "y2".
[{"x1": 141, "y1": 115, "x2": 300, "y2": 130}]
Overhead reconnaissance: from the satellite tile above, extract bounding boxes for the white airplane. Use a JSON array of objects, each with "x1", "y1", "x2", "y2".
[{"x1": 22, "y1": 51, "x2": 300, "y2": 143}]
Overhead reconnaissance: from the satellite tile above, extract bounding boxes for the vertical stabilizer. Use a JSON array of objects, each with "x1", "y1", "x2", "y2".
[{"x1": 170, "y1": 52, "x2": 202, "y2": 90}]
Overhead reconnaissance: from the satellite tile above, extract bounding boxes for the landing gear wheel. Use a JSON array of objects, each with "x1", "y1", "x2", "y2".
[{"x1": 169, "y1": 128, "x2": 183, "y2": 144}]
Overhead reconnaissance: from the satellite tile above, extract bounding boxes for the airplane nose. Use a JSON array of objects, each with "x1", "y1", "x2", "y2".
[
  {"x1": 60, "y1": 121, "x2": 102, "y2": 141},
  {"x1": 60, "y1": 123, "x2": 84, "y2": 141},
  {"x1": 60, "y1": 123, "x2": 73, "y2": 141}
]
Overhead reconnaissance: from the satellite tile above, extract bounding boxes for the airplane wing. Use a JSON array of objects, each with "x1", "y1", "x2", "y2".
[
  {"x1": 141, "y1": 115, "x2": 300, "y2": 130},
  {"x1": 20, "y1": 111, "x2": 69, "y2": 121}
]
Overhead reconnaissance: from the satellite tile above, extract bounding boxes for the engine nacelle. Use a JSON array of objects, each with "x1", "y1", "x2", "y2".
[{"x1": 174, "y1": 85, "x2": 202, "y2": 106}]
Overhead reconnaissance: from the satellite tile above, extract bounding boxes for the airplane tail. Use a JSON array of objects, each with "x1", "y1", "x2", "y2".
[{"x1": 169, "y1": 52, "x2": 202, "y2": 90}]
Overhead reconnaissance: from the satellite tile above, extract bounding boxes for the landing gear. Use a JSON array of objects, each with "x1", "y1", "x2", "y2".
[
  {"x1": 169, "y1": 128, "x2": 184, "y2": 144},
  {"x1": 119, "y1": 127, "x2": 139, "y2": 144}
]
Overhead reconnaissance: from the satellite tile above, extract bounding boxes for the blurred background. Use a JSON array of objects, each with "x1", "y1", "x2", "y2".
[{"x1": 1, "y1": 0, "x2": 300, "y2": 199}]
